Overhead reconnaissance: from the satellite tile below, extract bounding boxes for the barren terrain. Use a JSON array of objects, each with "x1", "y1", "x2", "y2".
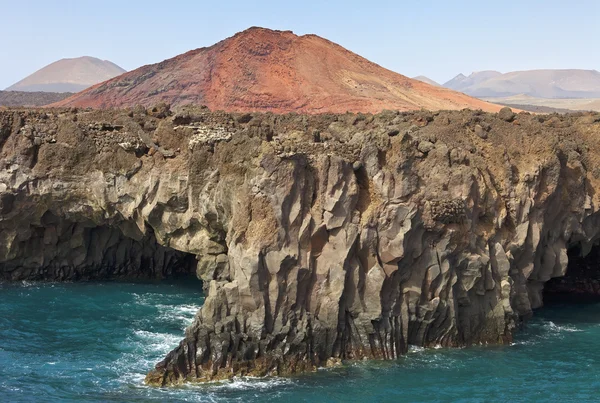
[{"x1": 55, "y1": 28, "x2": 501, "y2": 114}]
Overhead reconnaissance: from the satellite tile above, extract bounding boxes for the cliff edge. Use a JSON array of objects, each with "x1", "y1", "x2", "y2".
[{"x1": 0, "y1": 106, "x2": 599, "y2": 384}]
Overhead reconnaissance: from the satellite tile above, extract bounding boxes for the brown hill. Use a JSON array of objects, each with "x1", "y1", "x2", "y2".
[
  {"x1": 55, "y1": 27, "x2": 501, "y2": 113},
  {"x1": 6, "y1": 56, "x2": 126, "y2": 93}
]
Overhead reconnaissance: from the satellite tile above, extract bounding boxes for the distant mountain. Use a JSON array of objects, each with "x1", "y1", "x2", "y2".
[
  {"x1": 0, "y1": 91, "x2": 72, "y2": 107},
  {"x1": 444, "y1": 69, "x2": 600, "y2": 98},
  {"x1": 55, "y1": 27, "x2": 501, "y2": 113},
  {"x1": 444, "y1": 71, "x2": 502, "y2": 92},
  {"x1": 412, "y1": 76, "x2": 440, "y2": 87},
  {"x1": 482, "y1": 94, "x2": 600, "y2": 112},
  {"x1": 6, "y1": 57, "x2": 126, "y2": 93}
]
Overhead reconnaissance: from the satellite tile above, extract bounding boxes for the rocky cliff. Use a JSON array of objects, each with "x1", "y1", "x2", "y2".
[{"x1": 1, "y1": 106, "x2": 600, "y2": 385}]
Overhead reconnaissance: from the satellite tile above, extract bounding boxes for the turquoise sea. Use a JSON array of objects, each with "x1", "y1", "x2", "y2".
[{"x1": 1, "y1": 280, "x2": 599, "y2": 402}]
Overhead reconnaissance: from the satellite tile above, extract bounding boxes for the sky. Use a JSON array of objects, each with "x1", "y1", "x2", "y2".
[{"x1": 1, "y1": 0, "x2": 599, "y2": 89}]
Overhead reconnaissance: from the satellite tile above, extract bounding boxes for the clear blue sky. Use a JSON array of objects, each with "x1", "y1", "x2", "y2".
[{"x1": 1, "y1": 0, "x2": 598, "y2": 89}]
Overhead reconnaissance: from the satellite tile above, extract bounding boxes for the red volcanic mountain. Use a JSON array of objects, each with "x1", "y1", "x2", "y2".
[{"x1": 55, "y1": 27, "x2": 501, "y2": 113}]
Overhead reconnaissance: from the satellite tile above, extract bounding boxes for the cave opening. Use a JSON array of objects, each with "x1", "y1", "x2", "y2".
[
  {"x1": 1, "y1": 213, "x2": 200, "y2": 283},
  {"x1": 543, "y1": 242, "x2": 600, "y2": 304}
]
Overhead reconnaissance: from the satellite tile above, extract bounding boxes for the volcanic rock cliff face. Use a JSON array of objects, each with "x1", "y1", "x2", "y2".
[
  {"x1": 1, "y1": 106, "x2": 600, "y2": 384},
  {"x1": 54, "y1": 27, "x2": 501, "y2": 114}
]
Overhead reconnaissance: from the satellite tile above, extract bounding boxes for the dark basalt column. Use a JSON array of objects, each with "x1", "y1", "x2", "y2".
[{"x1": 0, "y1": 212, "x2": 197, "y2": 281}]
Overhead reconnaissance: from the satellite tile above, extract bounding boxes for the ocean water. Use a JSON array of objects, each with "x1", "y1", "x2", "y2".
[{"x1": 1, "y1": 280, "x2": 600, "y2": 403}]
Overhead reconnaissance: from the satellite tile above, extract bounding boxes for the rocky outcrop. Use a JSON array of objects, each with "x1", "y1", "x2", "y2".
[{"x1": 1, "y1": 106, "x2": 600, "y2": 385}]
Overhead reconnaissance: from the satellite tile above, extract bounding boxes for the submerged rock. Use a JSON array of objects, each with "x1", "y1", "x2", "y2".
[{"x1": 1, "y1": 107, "x2": 600, "y2": 385}]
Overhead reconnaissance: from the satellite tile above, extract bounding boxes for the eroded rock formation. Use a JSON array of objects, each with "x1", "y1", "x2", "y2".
[{"x1": 1, "y1": 106, "x2": 600, "y2": 384}]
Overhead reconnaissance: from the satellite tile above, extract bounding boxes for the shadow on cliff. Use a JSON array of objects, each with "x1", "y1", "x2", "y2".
[
  {"x1": 0, "y1": 210, "x2": 199, "y2": 282},
  {"x1": 543, "y1": 242, "x2": 600, "y2": 304}
]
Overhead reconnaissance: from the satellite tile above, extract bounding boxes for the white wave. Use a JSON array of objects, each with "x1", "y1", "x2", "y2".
[
  {"x1": 544, "y1": 320, "x2": 583, "y2": 333},
  {"x1": 111, "y1": 350, "x2": 165, "y2": 388},
  {"x1": 16, "y1": 280, "x2": 65, "y2": 288},
  {"x1": 132, "y1": 293, "x2": 156, "y2": 306},
  {"x1": 408, "y1": 344, "x2": 449, "y2": 352},
  {"x1": 118, "y1": 371, "x2": 292, "y2": 402},
  {"x1": 209, "y1": 376, "x2": 293, "y2": 391},
  {"x1": 116, "y1": 295, "x2": 204, "y2": 390},
  {"x1": 18, "y1": 280, "x2": 39, "y2": 289},
  {"x1": 112, "y1": 330, "x2": 183, "y2": 385},
  {"x1": 132, "y1": 330, "x2": 182, "y2": 356},
  {"x1": 408, "y1": 345, "x2": 425, "y2": 353},
  {"x1": 157, "y1": 304, "x2": 201, "y2": 317},
  {"x1": 510, "y1": 340, "x2": 536, "y2": 346},
  {"x1": 119, "y1": 369, "x2": 147, "y2": 386},
  {"x1": 173, "y1": 304, "x2": 202, "y2": 315},
  {"x1": 155, "y1": 303, "x2": 201, "y2": 313},
  {"x1": 155, "y1": 304, "x2": 202, "y2": 330}
]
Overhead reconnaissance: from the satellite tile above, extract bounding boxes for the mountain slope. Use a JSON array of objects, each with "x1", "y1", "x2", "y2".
[
  {"x1": 6, "y1": 57, "x2": 126, "y2": 93},
  {"x1": 445, "y1": 69, "x2": 600, "y2": 98},
  {"x1": 55, "y1": 27, "x2": 501, "y2": 113}
]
